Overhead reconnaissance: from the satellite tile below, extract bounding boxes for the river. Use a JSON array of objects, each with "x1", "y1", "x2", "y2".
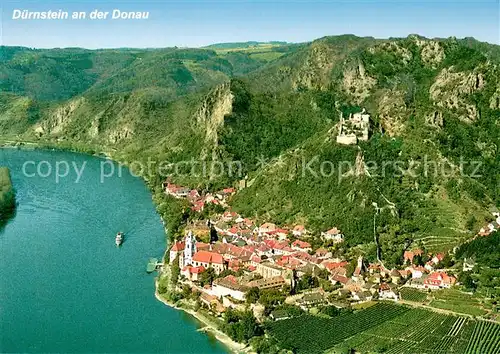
[{"x1": 0, "y1": 148, "x2": 227, "y2": 353}]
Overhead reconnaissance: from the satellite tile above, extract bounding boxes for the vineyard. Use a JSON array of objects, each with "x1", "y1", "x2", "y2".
[
  {"x1": 399, "y1": 288, "x2": 428, "y2": 302},
  {"x1": 428, "y1": 289, "x2": 487, "y2": 317},
  {"x1": 267, "y1": 303, "x2": 500, "y2": 354},
  {"x1": 266, "y1": 303, "x2": 409, "y2": 353},
  {"x1": 332, "y1": 307, "x2": 499, "y2": 354}
]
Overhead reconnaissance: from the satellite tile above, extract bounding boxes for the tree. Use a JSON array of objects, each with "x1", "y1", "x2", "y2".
[
  {"x1": 223, "y1": 310, "x2": 263, "y2": 343},
  {"x1": 245, "y1": 287, "x2": 261, "y2": 304},
  {"x1": 459, "y1": 272, "x2": 477, "y2": 291},
  {"x1": 199, "y1": 267, "x2": 216, "y2": 287},
  {"x1": 258, "y1": 289, "x2": 286, "y2": 314}
]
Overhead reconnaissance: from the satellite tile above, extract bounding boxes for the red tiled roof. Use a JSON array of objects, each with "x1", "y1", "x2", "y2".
[
  {"x1": 292, "y1": 240, "x2": 311, "y2": 249},
  {"x1": 251, "y1": 255, "x2": 262, "y2": 263},
  {"x1": 404, "y1": 251, "x2": 414, "y2": 262},
  {"x1": 193, "y1": 251, "x2": 224, "y2": 264},
  {"x1": 191, "y1": 266, "x2": 206, "y2": 274},
  {"x1": 434, "y1": 253, "x2": 445, "y2": 261},
  {"x1": 293, "y1": 225, "x2": 306, "y2": 232},
  {"x1": 332, "y1": 274, "x2": 349, "y2": 284},
  {"x1": 424, "y1": 271, "x2": 456, "y2": 285},
  {"x1": 325, "y1": 227, "x2": 340, "y2": 235},
  {"x1": 324, "y1": 261, "x2": 348, "y2": 271},
  {"x1": 196, "y1": 242, "x2": 210, "y2": 250},
  {"x1": 171, "y1": 241, "x2": 185, "y2": 252},
  {"x1": 413, "y1": 249, "x2": 424, "y2": 256}
]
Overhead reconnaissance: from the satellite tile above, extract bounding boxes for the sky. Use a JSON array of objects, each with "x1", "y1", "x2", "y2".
[{"x1": 1, "y1": 0, "x2": 499, "y2": 48}]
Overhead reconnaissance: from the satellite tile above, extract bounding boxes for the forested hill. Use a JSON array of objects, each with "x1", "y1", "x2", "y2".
[{"x1": 1, "y1": 35, "x2": 499, "y2": 266}]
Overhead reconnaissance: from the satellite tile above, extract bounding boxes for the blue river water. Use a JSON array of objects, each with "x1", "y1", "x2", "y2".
[{"x1": 0, "y1": 148, "x2": 227, "y2": 353}]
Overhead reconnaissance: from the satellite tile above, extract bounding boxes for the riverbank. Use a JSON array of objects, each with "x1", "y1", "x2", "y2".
[
  {"x1": 154, "y1": 279, "x2": 247, "y2": 354},
  {"x1": 0, "y1": 167, "x2": 16, "y2": 222}
]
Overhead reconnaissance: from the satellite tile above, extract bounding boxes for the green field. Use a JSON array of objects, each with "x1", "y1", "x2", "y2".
[{"x1": 267, "y1": 303, "x2": 499, "y2": 354}]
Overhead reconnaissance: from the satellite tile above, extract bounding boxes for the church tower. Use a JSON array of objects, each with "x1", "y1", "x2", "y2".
[{"x1": 183, "y1": 230, "x2": 197, "y2": 267}]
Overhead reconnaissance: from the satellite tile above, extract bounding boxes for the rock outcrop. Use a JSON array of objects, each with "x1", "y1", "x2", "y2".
[
  {"x1": 292, "y1": 43, "x2": 337, "y2": 91},
  {"x1": 490, "y1": 87, "x2": 500, "y2": 110},
  {"x1": 378, "y1": 90, "x2": 407, "y2": 136},
  {"x1": 36, "y1": 97, "x2": 85, "y2": 135},
  {"x1": 414, "y1": 39, "x2": 445, "y2": 68},
  {"x1": 342, "y1": 61, "x2": 377, "y2": 103},
  {"x1": 430, "y1": 67, "x2": 485, "y2": 123},
  {"x1": 195, "y1": 82, "x2": 233, "y2": 157}
]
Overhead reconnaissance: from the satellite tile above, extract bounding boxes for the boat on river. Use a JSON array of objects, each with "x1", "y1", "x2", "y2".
[{"x1": 115, "y1": 232, "x2": 124, "y2": 246}]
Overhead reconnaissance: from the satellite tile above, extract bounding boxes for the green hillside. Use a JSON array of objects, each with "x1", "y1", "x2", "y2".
[{"x1": 0, "y1": 36, "x2": 499, "y2": 265}]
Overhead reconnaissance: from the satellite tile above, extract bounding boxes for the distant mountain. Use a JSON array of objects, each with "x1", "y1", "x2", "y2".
[
  {"x1": 204, "y1": 41, "x2": 289, "y2": 49},
  {"x1": 1, "y1": 35, "x2": 499, "y2": 266}
]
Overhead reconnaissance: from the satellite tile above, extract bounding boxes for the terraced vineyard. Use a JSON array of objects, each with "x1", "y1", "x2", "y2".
[{"x1": 267, "y1": 303, "x2": 500, "y2": 354}]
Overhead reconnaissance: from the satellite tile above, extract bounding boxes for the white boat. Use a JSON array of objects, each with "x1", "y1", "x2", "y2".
[{"x1": 115, "y1": 232, "x2": 124, "y2": 246}]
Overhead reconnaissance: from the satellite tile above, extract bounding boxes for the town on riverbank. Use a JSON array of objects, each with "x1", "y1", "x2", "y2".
[{"x1": 155, "y1": 180, "x2": 500, "y2": 353}]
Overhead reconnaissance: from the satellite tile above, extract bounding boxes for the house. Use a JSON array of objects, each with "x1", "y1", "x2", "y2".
[
  {"x1": 212, "y1": 275, "x2": 248, "y2": 301},
  {"x1": 246, "y1": 276, "x2": 287, "y2": 290},
  {"x1": 478, "y1": 227, "x2": 491, "y2": 237},
  {"x1": 187, "y1": 189, "x2": 200, "y2": 202},
  {"x1": 423, "y1": 272, "x2": 457, "y2": 289},
  {"x1": 404, "y1": 251, "x2": 415, "y2": 264},
  {"x1": 200, "y1": 292, "x2": 225, "y2": 314},
  {"x1": 321, "y1": 228, "x2": 344, "y2": 243},
  {"x1": 181, "y1": 265, "x2": 205, "y2": 282},
  {"x1": 463, "y1": 258, "x2": 476, "y2": 272},
  {"x1": 256, "y1": 262, "x2": 284, "y2": 278},
  {"x1": 315, "y1": 248, "x2": 330, "y2": 259},
  {"x1": 216, "y1": 188, "x2": 236, "y2": 201},
  {"x1": 169, "y1": 241, "x2": 185, "y2": 264},
  {"x1": 399, "y1": 269, "x2": 411, "y2": 279},
  {"x1": 298, "y1": 292, "x2": 325, "y2": 308},
  {"x1": 378, "y1": 283, "x2": 399, "y2": 300},
  {"x1": 369, "y1": 273, "x2": 382, "y2": 284},
  {"x1": 331, "y1": 274, "x2": 350, "y2": 286},
  {"x1": 404, "y1": 249, "x2": 423, "y2": 264},
  {"x1": 222, "y1": 211, "x2": 240, "y2": 222},
  {"x1": 409, "y1": 265, "x2": 427, "y2": 279},
  {"x1": 431, "y1": 253, "x2": 445, "y2": 265},
  {"x1": 275, "y1": 229, "x2": 289, "y2": 240},
  {"x1": 390, "y1": 269, "x2": 402, "y2": 284},
  {"x1": 407, "y1": 275, "x2": 428, "y2": 289},
  {"x1": 352, "y1": 291, "x2": 373, "y2": 303},
  {"x1": 292, "y1": 225, "x2": 308, "y2": 237},
  {"x1": 164, "y1": 183, "x2": 190, "y2": 198},
  {"x1": 192, "y1": 250, "x2": 226, "y2": 274},
  {"x1": 291, "y1": 240, "x2": 312, "y2": 252},
  {"x1": 259, "y1": 222, "x2": 277, "y2": 235}
]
